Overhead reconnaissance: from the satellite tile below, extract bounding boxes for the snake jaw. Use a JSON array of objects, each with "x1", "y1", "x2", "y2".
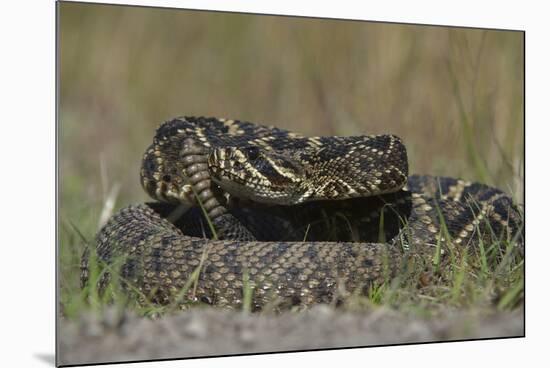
[{"x1": 207, "y1": 146, "x2": 308, "y2": 205}]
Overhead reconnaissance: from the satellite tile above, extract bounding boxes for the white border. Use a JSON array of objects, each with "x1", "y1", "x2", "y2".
[
  {"x1": 50, "y1": 0, "x2": 529, "y2": 30},
  {"x1": 1, "y1": 0, "x2": 547, "y2": 367}
]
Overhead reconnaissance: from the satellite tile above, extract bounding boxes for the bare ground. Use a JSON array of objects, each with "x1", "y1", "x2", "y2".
[{"x1": 57, "y1": 306, "x2": 523, "y2": 366}]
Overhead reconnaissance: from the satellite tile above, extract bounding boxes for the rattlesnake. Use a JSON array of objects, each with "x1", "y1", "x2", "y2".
[{"x1": 81, "y1": 116, "x2": 523, "y2": 310}]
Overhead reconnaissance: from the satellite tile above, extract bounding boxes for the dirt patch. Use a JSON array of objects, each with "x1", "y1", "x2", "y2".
[{"x1": 57, "y1": 306, "x2": 523, "y2": 366}]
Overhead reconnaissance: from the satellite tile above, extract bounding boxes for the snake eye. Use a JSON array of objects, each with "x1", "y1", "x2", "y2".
[{"x1": 243, "y1": 146, "x2": 260, "y2": 161}]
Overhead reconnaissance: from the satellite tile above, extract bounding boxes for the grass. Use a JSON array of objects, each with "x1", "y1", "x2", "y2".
[{"x1": 58, "y1": 3, "x2": 524, "y2": 325}]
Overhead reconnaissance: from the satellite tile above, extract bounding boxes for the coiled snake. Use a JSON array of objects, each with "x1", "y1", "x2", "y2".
[{"x1": 81, "y1": 116, "x2": 523, "y2": 310}]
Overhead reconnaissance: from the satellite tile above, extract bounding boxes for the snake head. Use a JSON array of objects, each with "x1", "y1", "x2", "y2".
[
  {"x1": 208, "y1": 134, "x2": 408, "y2": 205},
  {"x1": 208, "y1": 145, "x2": 308, "y2": 205}
]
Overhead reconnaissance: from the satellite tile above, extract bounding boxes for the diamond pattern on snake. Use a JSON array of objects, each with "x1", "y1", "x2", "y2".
[{"x1": 81, "y1": 116, "x2": 523, "y2": 310}]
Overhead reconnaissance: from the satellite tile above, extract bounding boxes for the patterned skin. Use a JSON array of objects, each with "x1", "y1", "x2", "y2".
[{"x1": 81, "y1": 117, "x2": 523, "y2": 310}]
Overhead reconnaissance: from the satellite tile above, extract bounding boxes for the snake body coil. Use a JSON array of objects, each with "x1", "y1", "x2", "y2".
[{"x1": 81, "y1": 117, "x2": 523, "y2": 310}]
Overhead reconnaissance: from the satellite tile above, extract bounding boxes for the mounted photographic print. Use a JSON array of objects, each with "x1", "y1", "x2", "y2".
[{"x1": 56, "y1": 1, "x2": 525, "y2": 366}]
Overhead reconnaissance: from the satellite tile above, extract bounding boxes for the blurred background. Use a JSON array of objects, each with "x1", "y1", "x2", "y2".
[{"x1": 59, "y1": 2, "x2": 524, "y2": 244}]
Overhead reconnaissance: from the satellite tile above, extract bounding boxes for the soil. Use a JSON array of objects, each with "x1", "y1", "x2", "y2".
[{"x1": 57, "y1": 306, "x2": 523, "y2": 366}]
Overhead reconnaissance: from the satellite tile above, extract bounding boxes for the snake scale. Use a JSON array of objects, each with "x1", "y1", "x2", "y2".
[{"x1": 81, "y1": 116, "x2": 523, "y2": 310}]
